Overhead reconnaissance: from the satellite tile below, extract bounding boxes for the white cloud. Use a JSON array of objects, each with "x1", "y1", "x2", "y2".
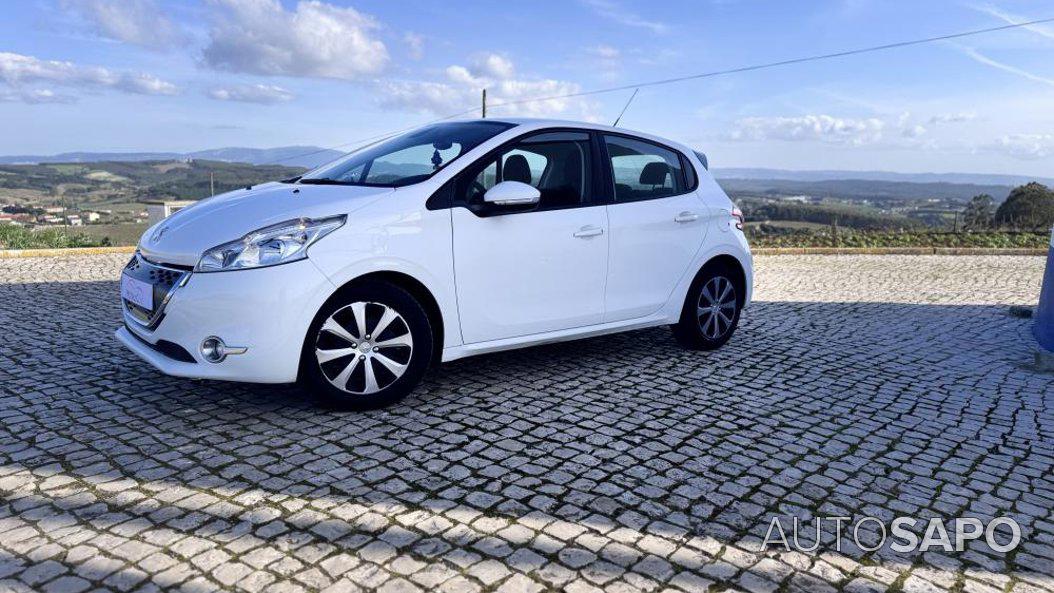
[
  {"x1": 589, "y1": 45, "x2": 621, "y2": 60},
  {"x1": 471, "y1": 54, "x2": 515, "y2": 80},
  {"x1": 377, "y1": 53, "x2": 596, "y2": 120},
  {"x1": 0, "y1": 52, "x2": 178, "y2": 101},
  {"x1": 727, "y1": 114, "x2": 888, "y2": 146},
  {"x1": 0, "y1": 88, "x2": 76, "y2": 104},
  {"x1": 203, "y1": 0, "x2": 388, "y2": 80},
  {"x1": 725, "y1": 112, "x2": 964, "y2": 147},
  {"x1": 973, "y1": 4, "x2": 1054, "y2": 41},
  {"x1": 902, "y1": 124, "x2": 927, "y2": 138},
  {"x1": 404, "y1": 32, "x2": 425, "y2": 60},
  {"x1": 61, "y1": 0, "x2": 181, "y2": 49},
  {"x1": 987, "y1": 134, "x2": 1054, "y2": 160},
  {"x1": 953, "y1": 44, "x2": 1054, "y2": 87},
  {"x1": 929, "y1": 112, "x2": 978, "y2": 125},
  {"x1": 580, "y1": 0, "x2": 668, "y2": 34},
  {"x1": 208, "y1": 84, "x2": 294, "y2": 104},
  {"x1": 587, "y1": 44, "x2": 623, "y2": 75}
]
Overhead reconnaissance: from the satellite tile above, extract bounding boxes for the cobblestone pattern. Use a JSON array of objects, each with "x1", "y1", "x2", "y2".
[{"x1": 1, "y1": 254, "x2": 1052, "y2": 593}]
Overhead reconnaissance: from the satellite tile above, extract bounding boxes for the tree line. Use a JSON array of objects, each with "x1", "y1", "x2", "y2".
[{"x1": 962, "y1": 182, "x2": 1054, "y2": 231}]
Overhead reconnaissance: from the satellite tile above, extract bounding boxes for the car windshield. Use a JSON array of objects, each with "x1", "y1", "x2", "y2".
[{"x1": 299, "y1": 121, "x2": 514, "y2": 187}]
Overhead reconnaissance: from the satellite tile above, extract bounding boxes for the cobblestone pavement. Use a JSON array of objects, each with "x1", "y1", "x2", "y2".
[{"x1": 1, "y1": 254, "x2": 1053, "y2": 593}]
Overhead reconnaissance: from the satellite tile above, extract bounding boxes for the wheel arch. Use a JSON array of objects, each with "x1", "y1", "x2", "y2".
[
  {"x1": 690, "y1": 253, "x2": 750, "y2": 308},
  {"x1": 298, "y1": 270, "x2": 447, "y2": 381}
]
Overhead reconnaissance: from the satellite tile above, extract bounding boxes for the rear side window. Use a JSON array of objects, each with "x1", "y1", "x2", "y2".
[
  {"x1": 603, "y1": 135, "x2": 685, "y2": 202},
  {"x1": 682, "y1": 154, "x2": 698, "y2": 190}
]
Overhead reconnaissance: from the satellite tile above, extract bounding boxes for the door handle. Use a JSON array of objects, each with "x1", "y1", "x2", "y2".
[
  {"x1": 573, "y1": 226, "x2": 604, "y2": 238},
  {"x1": 674, "y1": 211, "x2": 699, "y2": 223}
]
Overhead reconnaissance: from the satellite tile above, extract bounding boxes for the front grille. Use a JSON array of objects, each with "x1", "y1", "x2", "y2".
[{"x1": 122, "y1": 253, "x2": 191, "y2": 329}]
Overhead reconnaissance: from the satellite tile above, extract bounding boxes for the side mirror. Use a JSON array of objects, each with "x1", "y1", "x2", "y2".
[{"x1": 483, "y1": 181, "x2": 540, "y2": 207}]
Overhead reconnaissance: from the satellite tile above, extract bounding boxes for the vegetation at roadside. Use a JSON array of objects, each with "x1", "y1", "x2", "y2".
[
  {"x1": 738, "y1": 198, "x2": 922, "y2": 230},
  {"x1": 0, "y1": 224, "x2": 110, "y2": 249},
  {"x1": 744, "y1": 182, "x2": 1054, "y2": 249},
  {"x1": 750, "y1": 229, "x2": 1050, "y2": 249}
]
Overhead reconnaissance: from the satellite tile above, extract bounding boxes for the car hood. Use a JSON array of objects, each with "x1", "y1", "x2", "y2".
[{"x1": 138, "y1": 182, "x2": 393, "y2": 266}]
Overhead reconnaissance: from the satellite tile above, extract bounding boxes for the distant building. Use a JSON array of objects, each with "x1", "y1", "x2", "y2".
[
  {"x1": 66, "y1": 215, "x2": 83, "y2": 226},
  {"x1": 84, "y1": 212, "x2": 101, "y2": 223},
  {"x1": 780, "y1": 195, "x2": 811, "y2": 203},
  {"x1": 43, "y1": 206, "x2": 65, "y2": 214},
  {"x1": 143, "y1": 199, "x2": 196, "y2": 225}
]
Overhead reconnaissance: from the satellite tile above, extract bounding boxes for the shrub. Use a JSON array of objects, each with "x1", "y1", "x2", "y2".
[{"x1": 0, "y1": 225, "x2": 110, "y2": 249}]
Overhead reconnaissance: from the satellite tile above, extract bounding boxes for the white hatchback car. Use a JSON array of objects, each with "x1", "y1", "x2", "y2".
[{"x1": 117, "y1": 119, "x2": 752, "y2": 408}]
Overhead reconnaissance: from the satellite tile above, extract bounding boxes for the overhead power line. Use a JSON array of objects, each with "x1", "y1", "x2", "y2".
[
  {"x1": 482, "y1": 16, "x2": 1054, "y2": 112},
  {"x1": 268, "y1": 16, "x2": 1054, "y2": 166}
]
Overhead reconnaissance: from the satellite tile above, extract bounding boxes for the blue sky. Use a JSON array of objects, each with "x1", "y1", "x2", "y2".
[{"x1": 2, "y1": 0, "x2": 1053, "y2": 175}]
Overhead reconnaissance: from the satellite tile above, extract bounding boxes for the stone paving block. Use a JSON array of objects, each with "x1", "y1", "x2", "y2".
[{"x1": 0, "y1": 254, "x2": 1051, "y2": 592}]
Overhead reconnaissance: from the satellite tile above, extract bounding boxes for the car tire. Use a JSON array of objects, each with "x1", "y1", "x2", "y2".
[
  {"x1": 672, "y1": 262, "x2": 743, "y2": 350},
  {"x1": 300, "y1": 281, "x2": 433, "y2": 410}
]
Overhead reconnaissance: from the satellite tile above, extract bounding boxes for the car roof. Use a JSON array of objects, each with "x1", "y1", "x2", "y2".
[{"x1": 450, "y1": 117, "x2": 699, "y2": 158}]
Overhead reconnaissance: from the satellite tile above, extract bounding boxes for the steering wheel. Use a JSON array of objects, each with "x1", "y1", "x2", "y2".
[{"x1": 469, "y1": 180, "x2": 487, "y2": 201}]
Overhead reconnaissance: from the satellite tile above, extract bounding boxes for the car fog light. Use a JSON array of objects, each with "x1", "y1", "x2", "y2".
[
  {"x1": 199, "y1": 336, "x2": 248, "y2": 363},
  {"x1": 201, "y1": 337, "x2": 226, "y2": 363}
]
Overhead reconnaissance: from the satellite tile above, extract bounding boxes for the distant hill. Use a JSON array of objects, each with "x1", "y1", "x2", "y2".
[
  {"x1": 716, "y1": 178, "x2": 1016, "y2": 203},
  {"x1": 0, "y1": 159, "x2": 305, "y2": 208},
  {"x1": 0, "y1": 146, "x2": 345, "y2": 169},
  {"x1": 3, "y1": 147, "x2": 1050, "y2": 205},
  {"x1": 5, "y1": 149, "x2": 1051, "y2": 188},
  {"x1": 714, "y1": 168, "x2": 1054, "y2": 188}
]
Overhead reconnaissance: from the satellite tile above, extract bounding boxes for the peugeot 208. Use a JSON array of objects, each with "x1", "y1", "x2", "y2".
[{"x1": 117, "y1": 119, "x2": 753, "y2": 409}]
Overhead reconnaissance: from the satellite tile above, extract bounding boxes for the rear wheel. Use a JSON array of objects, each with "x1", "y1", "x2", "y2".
[
  {"x1": 301, "y1": 282, "x2": 433, "y2": 410},
  {"x1": 672, "y1": 263, "x2": 742, "y2": 350}
]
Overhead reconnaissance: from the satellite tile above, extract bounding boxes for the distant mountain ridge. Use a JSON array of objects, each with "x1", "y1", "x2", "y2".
[
  {"x1": 0, "y1": 146, "x2": 346, "y2": 169},
  {"x1": 2, "y1": 147, "x2": 1051, "y2": 189},
  {"x1": 713, "y1": 167, "x2": 1054, "y2": 188}
]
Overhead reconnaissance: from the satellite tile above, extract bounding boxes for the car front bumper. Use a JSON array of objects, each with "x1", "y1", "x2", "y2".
[{"x1": 116, "y1": 258, "x2": 335, "y2": 383}]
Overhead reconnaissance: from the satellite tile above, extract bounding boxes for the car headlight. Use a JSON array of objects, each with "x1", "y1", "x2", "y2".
[{"x1": 195, "y1": 215, "x2": 345, "y2": 272}]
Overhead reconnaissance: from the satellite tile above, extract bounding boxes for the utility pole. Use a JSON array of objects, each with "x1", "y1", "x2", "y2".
[
  {"x1": 481, "y1": 88, "x2": 487, "y2": 119},
  {"x1": 210, "y1": 172, "x2": 215, "y2": 197}
]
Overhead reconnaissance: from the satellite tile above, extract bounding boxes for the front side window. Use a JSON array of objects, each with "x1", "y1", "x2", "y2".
[
  {"x1": 604, "y1": 135, "x2": 686, "y2": 202},
  {"x1": 459, "y1": 131, "x2": 593, "y2": 211},
  {"x1": 300, "y1": 121, "x2": 513, "y2": 187}
]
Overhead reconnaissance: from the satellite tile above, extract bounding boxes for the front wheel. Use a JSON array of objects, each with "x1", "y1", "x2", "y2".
[
  {"x1": 301, "y1": 281, "x2": 433, "y2": 410},
  {"x1": 672, "y1": 264, "x2": 743, "y2": 350}
]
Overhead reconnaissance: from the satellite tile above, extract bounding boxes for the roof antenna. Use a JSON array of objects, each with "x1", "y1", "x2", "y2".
[{"x1": 612, "y1": 88, "x2": 639, "y2": 127}]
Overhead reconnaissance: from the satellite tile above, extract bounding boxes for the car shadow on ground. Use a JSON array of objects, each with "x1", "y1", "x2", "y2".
[{"x1": 2, "y1": 280, "x2": 1053, "y2": 590}]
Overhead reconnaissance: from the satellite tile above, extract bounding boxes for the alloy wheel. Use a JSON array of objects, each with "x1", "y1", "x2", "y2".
[
  {"x1": 315, "y1": 301, "x2": 414, "y2": 395},
  {"x1": 697, "y1": 276, "x2": 737, "y2": 340}
]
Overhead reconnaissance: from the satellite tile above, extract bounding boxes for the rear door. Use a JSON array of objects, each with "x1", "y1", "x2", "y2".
[
  {"x1": 601, "y1": 134, "x2": 708, "y2": 322},
  {"x1": 451, "y1": 130, "x2": 609, "y2": 343}
]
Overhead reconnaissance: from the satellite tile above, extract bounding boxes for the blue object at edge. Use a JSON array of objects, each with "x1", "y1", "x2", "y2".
[{"x1": 1035, "y1": 229, "x2": 1054, "y2": 352}]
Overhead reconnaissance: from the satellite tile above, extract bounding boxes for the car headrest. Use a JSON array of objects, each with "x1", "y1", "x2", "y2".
[
  {"x1": 503, "y1": 154, "x2": 532, "y2": 184},
  {"x1": 640, "y1": 161, "x2": 670, "y2": 186}
]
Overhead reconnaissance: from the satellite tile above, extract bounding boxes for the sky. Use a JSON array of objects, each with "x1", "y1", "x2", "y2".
[{"x1": 1, "y1": 0, "x2": 1053, "y2": 176}]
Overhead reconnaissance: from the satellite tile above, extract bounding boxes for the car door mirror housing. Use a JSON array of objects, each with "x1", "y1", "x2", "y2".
[{"x1": 483, "y1": 181, "x2": 540, "y2": 207}]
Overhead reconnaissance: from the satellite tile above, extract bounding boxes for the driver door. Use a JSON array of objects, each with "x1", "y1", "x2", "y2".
[{"x1": 451, "y1": 131, "x2": 608, "y2": 344}]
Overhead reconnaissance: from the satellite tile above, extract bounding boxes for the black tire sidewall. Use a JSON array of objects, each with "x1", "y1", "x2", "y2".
[{"x1": 301, "y1": 281, "x2": 433, "y2": 410}]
